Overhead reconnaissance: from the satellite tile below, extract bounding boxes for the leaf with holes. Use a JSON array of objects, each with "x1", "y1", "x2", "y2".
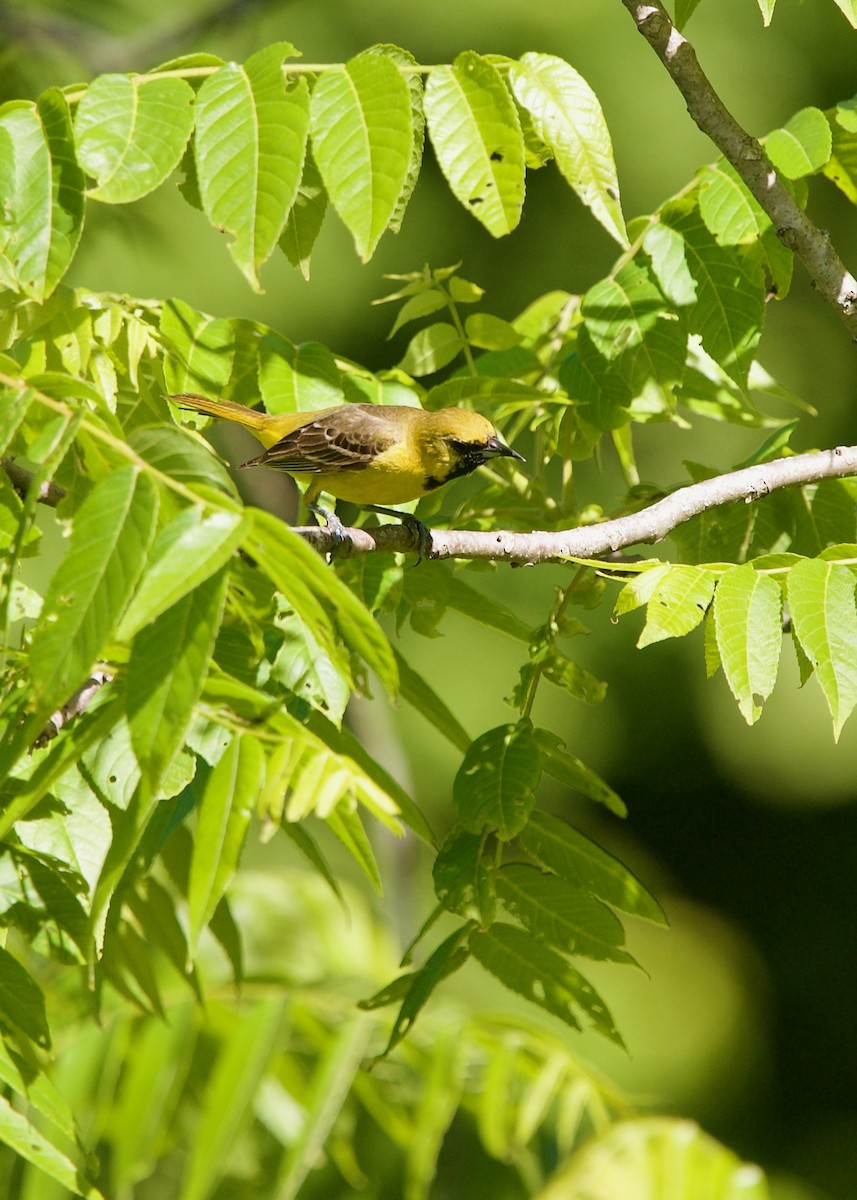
[
  {"x1": 454, "y1": 721, "x2": 541, "y2": 840},
  {"x1": 425, "y1": 51, "x2": 525, "y2": 237},
  {"x1": 638, "y1": 565, "x2": 716, "y2": 648}
]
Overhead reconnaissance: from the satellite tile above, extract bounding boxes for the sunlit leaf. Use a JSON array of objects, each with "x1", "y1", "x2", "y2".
[
  {"x1": 310, "y1": 51, "x2": 413, "y2": 260},
  {"x1": 638, "y1": 564, "x2": 716, "y2": 647},
  {"x1": 74, "y1": 74, "x2": 195, "y2": 203},
  {"x1": 194, "y1": 44, "x2": 309, "y2": 289},
  {"x1": 278, "y1": 145, "x2": 328, "y2": 279},
  {"x1": 786, "y1": 557, "x2": 857, "y2": 738},
  {"x1": 425, "y1": 51, "x2": 525, "y2": 237},
  {"x1": 713, "y1": 564, "x2": 783, "y2": 723},
  {"x1": 765, "y1": 107, "x2": 832, "y2": 179},
  {"x1": 509, "y1": 52, "x2": 627, "y2": 246},
  {"x1": 29, "y1": 468, "x2": 158, "y2": 702}
]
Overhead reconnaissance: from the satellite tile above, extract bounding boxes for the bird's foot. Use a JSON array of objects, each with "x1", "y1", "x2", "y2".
[
  {"x1": 364, "y1": 505, "x2": 433, "y2": 563},
  {"x1": 308, "y1": 504, "x2": 351, "y2": 560}
]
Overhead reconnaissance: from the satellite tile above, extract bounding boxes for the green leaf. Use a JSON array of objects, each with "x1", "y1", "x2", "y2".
[
  {"x1": 161, "y1": 297, "x2": 236, "y2": 396},
  {"x1": 310, "y1": 51, "x2": 413, "y2": 260},
  {"x1": 248, "y1": 509, "x2": 397, "y2": 694},
  {"x1": 697, "y1": 161, "x2": 793, "y2": 297},
  {"x1": 371, "y1": 45, "x2": 426, "y2": 235},
  {"x1": 324, "y1": 805, "x2": 383, "y2": 893},
  {"x1": 765, "y1": 107, "x2": 832, "y2": 179},
  {"x1": 188, "y1": 732, "x2": 263, "y2": 955},
  {"x1": 425, "y1": 51, "x2": 525, "y2": 238},
  {"x1": 361, "y1": 927, "x2": 471, "y2": 1057},
  {"x1": 496, "y1": 863, "x2": 635, "y2": 965},
  {"x1": 518, "y1": 810, "x2": 667, "y2": 924},
  {"x1": 535, "y1": 728, "x2": 626, "y2": 817},
  {"x1": 470, "y1": 922, "x2": 623, "y2": 1045},
  {"x1": 638, "y1": 564, "x2": 716, "y2": 648},
  {"x1": 258, "y1": 333, "x2": 344, "y2": 414},
  {"x1": 126, "y1": 567, "x2": 228, "y2": 790},
  {"x1": 661, "y1": 198, "x2": 764, "y2": 387},
  {"x1": 0, "y1": 90, "x2": 84, "y2": 300},
  {"x1": 0, "y1": 946, "x2": 50, "y2": 1048},
  {"x1": 74, "y1": 74, "x2": 195, "y2": 203},
  {"x1": 116, "y1": 506, "x2": 248, "y2": 641},
  {"x1": 509, "y1": 52, "x2": 627, "y2": 247},
  {"x1": 433, "y1": 826, "x2": 495, "y2": 924},
  {"x1": 453, "y1": 721, "x2": 541, "y2": 840},
  {"x1": 29, "y1": 468, "x2": 158, "y2": 703},
  {"x1": 398, "y1": 322, "x2": 463, "y2": 376},
  {"x1": 278, "y1": 145, "x2": 328, "y2": 279},
  {"x1": 642, "y1": 223, "x2": 698, "y2": 307},
  {"x1": 786, "y1": 557, "x2": 857, "y2": 738},
  {"x1": 675, "y1": 0, "x2": 707, "y2": 27},
  {"x1": 194, "y1": 44, "x2": 309, "y2": 289},
  {"x1": 465, "y1": 312, "x2": 522, "y2": 351},
  {"x1": 756, "y1": 0, "x2": 776, "y2": 23},
  {"x1": 582, "y1": 262, "x2": 669, "y2": 360},
  {"x1": 713, "y1": 564, "x2": 783, "y2": 724},
  {"x1": 179, "y1": 997, "x2": 285, "y2": 1200},
  {"x1": 0, "y1": 1093, "x2": 103, "y2": 1199},
  {"x1": 541, "y1": 1117, "x2": 769, "y2": 1199},
  {"x1": 270, "y1": 610, "x2": 350, "y2": 722}
]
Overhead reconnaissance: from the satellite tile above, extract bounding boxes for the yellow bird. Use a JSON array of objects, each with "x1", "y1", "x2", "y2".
[{"x1": 173, "y1": 392, "x2": 523, "y2": 549}]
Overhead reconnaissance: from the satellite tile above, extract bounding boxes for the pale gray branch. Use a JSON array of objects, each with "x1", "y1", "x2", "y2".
[
  {"x1": 294, "y1": 446, "x2": 857, "y2": 562},
  {"x1": 33, "y1": 671, "x2": 113, "y2": 750},
  {"x1": 620, "y1": 0, "x2": 857, "y2": 335}
]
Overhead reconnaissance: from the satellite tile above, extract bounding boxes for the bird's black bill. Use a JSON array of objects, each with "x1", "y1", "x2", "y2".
[{"x1": 484, "y1": 435, "x2": 525, "y2": 463}]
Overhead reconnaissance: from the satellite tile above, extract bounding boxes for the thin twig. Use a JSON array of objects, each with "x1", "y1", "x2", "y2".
[
  {"x1": 32, "y1": 671, "x2": 113, "y2": 749},
  {"x1": 293, "y1": 445, "x2": 857, "y2": 562},
  {"x1": 619, "y1": 0, "x2": 857, "y2": 335},
  {"x1": 2, "y1": 458, "x2": 66, "y2": 508}
]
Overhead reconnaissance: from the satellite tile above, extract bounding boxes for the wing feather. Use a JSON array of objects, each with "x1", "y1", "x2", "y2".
[{"x1": 243, "y1": 405, "x2": 401, "y2": 475}]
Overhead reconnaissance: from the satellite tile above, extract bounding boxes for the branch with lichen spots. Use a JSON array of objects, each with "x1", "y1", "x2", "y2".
[{"x1": 619, "y1": 0, "x2": 857, "y2": 336}]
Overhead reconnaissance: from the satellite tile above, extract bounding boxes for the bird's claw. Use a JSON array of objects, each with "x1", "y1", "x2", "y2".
[
  {"x1": 308, "y1": 504, "x2": 351, "y2": 560},
  {"x1": 364, "y1": 505, "x2": 433, "y2": 563}
]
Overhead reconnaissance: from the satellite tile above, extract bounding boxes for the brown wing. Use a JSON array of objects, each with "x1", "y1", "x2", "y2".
[{"x1": 246, "y1": 405, "x2": 400, "y2": 475}]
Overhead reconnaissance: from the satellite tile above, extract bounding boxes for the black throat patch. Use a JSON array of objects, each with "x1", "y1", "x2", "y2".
[{"x1": 423, "y1": 441, "x2": 487, "y2": 492}]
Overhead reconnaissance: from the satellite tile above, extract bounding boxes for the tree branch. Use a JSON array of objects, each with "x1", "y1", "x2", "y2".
[
  {"x1": 32, "y1": 671, "x2": 113, "y2": 749},
  {"x1": 2, "y1": 458, "x2": 66, "y2": 507},
  {"x1": 294, "y1": 445, "x2": 857, "y2": 562},
  {"x1": 620, "y1": 0, "x2": 857, "y2": 336}
]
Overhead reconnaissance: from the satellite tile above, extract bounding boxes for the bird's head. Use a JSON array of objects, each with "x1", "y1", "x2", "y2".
[{"x1": 423, "y1": 409, "x2": 524, "y2": 480}]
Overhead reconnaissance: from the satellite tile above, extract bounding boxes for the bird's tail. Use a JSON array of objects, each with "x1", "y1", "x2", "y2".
[{"x1": 170, "y1": 392, "x2": 272, "y2": 434}]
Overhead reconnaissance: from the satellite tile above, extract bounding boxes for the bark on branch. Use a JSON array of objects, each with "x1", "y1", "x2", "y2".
[
  {"x1": 293, "y1": 445, "x2": 857, "y2": 562},
  {"x1": 620, "y1": 0, "x2": 857, "y2": 337},
  {"x1": 2, "y1": 458, "x2": 66, "y2": 507}
]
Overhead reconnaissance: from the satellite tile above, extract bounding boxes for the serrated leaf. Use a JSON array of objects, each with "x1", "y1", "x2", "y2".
[
  {"x1": 310, "y1": 51, "x2": 413, "y2": 260},
  {"x1": 188, "y1": 733, "x2": 263, "y2": 955},
  {"x1": 638, "y1": 564, "x2": 716, "y2": 647},
  {"x1": 470, "y1": 922, "x2": 623, "y2": 1045},
  {"x1": 29, "y1": 468, "x2": 158, "y2": 702},
  {"x1": 116, "y1": 506, "x2": 249, "y2": 641},
  {"x1": 425, "y1": 51, "x2": 525, "y2": 238},
  {"x1": 194, "y1": 44, "x2": 309, "y2": 290},
  {"x1": 74, "y1": 74, "x2": 195, "y2": 203},
  {"x1": 126, "y1": 567, "x2": 228, "y2": 790},
  {"x1": 518, "y1": 810, "x2": 667, "y2": 924},
  {"x1": 453, "y1": 721, "x2": 541, "y2": 840},
  {"x1": 582, "y1": 262, "x2": 669, "y2": 360},
  {"x1": 765, "y1": 107, "x2": 832, "y2": 179},
  {"x1": 510, "y1": 52, "x2": 627, "y2": 246},
  {"x1": 713, "y1": 564, "x2": 782, "y2": 723},
  {"x1": 496, "y1": 863, "x2": 635, "y2": 965},
  {"x1": 786, "y1": 558, "x2": 857, "y2": 738},
  {"x1": 371, "y1": 44, "x2": 426, "y2": 235},
  {"x1": 278, "y1": 144, "x2": 328, "y2": 279},
  {"x1": 660, "y1": 199, "x2": 764, "y2": 387},
  {"x1": 0, "y1": 90, "x2": 84, "y2": 300},
  {"x1": 697, "y1": 161, "x2": 794, "y2": 297}
]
